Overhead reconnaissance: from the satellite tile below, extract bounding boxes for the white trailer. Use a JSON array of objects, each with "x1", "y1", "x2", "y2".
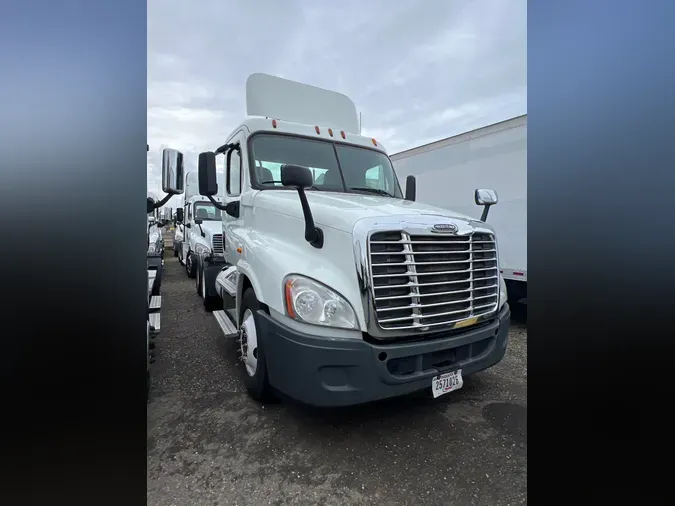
[
  {"x1": 177, "y1": 73, "x2": 512, "y2": 407},
  {"x1": 391, "y1": 115, "x2": 527, "y2": 303}
]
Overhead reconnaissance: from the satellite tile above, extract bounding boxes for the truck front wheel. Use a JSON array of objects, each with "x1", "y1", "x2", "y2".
[
  {"x1": 239, "y1": 288, "x2": 272, "y2": 402},
  {"x1": 185, "y1": 252, "x2": 196, "y2": 278}
]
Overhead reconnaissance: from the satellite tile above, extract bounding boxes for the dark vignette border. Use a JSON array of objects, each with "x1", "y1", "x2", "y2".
[
  {"x1": 529, "y1": 0, "x2": 675, "y2": 502},
  {"x1": 0, "y1": 1, "x2": 147, "y2": 504}
]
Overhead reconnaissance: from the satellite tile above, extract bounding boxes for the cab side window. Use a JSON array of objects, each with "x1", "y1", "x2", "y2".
[{"x1": 227, "y1": 147, "x2": 242, "y2": 196}]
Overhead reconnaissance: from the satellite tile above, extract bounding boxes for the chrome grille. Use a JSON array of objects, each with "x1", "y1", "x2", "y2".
[
  {"x1": 369, "y1": 230, "x2": 499, "y2": 331},
  {"x1": 212, "y1": 234, "x2": 224, "y2": 255}
]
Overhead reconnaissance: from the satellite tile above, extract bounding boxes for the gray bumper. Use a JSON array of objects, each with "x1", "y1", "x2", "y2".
[{"x1": 259, "y1": 304, "x2": 511, "y2": 407}]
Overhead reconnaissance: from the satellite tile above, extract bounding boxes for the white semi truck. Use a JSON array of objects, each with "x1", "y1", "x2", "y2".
[
  {"x1": 147, "y1": 146, "x2": 185, "y2": 399},
  {"x1": 391, "y1": 115, "x2": 527, "y2": 303},
  {"x1": 177, "y1": 172, "x2": 226, "y2": 304},
  {"x1": 191, "y1": 73, "x2": 510, "y2": 407}
]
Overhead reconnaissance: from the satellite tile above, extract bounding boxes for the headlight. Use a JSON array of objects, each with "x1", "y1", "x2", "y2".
[
  {"x1": 147, "y1": 243, "x2": 157, "y2": 255},
  {"x1": 499, "y1": 274, "x2": 508, "y2": 309},
  {"x1": 283, "y1": 275, "x2": 358, "y2": 330},
  {"x1": 194, "y1": 242, "x2": 211, "y2": 256}
]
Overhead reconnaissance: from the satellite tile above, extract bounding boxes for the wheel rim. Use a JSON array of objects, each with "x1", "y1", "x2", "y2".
[
  {"x1": 186, "y1": 254, "x2": 192, "y2": 273},
  {"x1": 239, "y1": 309, "x2": 258, "y2": 377},
  {"x1": 201, "y1": 270, "x2": 206, "y2": 299}
]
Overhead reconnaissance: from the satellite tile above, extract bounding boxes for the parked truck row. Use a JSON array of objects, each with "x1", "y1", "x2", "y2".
[
  {"x1": 154, "y1": 73, "x2": 512, "y2": 407},
  {"x1": 147, "y1": 144, "x2": 185, "y2": 399}
]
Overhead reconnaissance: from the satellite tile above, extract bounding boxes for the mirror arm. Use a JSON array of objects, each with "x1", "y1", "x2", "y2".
[
  {"x1": 151, "y1": 193, "x2": 173, "y2": 211},
  {"x1": 297, "y1": 188, "x2": 324, "y2": 248},
  {"x1": 480, "y1": 204, "x2": 492, "y2": 222},
  {"x1": 215, "y1": 142, "x2": 239, "y2": 155},
  {"x1": 206, "y1": 195, "x2": 228, "y2": 211}
]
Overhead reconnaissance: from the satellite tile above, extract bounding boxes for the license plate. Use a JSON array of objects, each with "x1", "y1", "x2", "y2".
[{"x1": 431, "y1": 369, "x2": 463, "y2": 398}]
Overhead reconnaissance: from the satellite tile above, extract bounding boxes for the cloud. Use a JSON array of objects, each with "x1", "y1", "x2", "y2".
[{"x1": 148, "y1": 0, "x2": 526, "y2": 195}]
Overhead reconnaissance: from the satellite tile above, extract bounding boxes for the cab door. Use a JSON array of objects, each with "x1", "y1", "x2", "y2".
[{"x1": 221, "y1": 130, "x2": 246, "y2": 267}]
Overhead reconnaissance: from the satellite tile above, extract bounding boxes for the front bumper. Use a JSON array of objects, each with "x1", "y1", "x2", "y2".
[{"x1": 259, "y1": 304, "x2": 511, "y2": 407}]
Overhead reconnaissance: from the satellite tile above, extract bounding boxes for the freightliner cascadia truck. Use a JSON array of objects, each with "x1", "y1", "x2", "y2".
[{"x1": 191, "y1": 74, "x2": 510, "y2": 407}]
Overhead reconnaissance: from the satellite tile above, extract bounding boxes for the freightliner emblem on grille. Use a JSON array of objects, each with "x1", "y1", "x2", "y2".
[{"x1": 431, "y1": 223, "x2": 458, "y2": 234}]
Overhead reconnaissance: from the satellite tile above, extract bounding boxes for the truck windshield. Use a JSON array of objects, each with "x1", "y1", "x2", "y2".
[
  {"x1": 250, "y1": 134, "x2": 404, "y2": 198},
  {"x1": 193, "y1": 202, "x2": 222, "y2": 221}
]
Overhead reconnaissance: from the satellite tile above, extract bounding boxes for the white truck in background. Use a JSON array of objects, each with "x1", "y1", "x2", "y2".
[
  {"x1": 391, "y1": 115, "x2": 527, "y2": 303},
  {"x1": 183, "y1": 73, "x2": 511, "y2": 407},
  {"x1": 176, "y1": 171, "x2": 226, "y2": 298}
]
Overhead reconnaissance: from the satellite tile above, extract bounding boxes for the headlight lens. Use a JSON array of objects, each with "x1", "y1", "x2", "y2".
[
  {"x1": 283, "y1": 275, "x2": 357, "y2": 330},
  {"x1": 194, "y1": 242, "x2": 210, "y2": 256},
  {"x1": 499, "y1": 274, "x2": 508, "y2": 309}
]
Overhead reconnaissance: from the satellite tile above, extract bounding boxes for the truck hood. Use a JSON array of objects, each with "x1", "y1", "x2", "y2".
[
  {"x1": 198, "y1": 221, "x2": 222, "y2": 238},
  {"x1": 253, "y1": 191, "x2": 479, "y2": 232}
]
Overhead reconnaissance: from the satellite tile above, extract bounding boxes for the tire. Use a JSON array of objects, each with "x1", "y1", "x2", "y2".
[
  {"x1": 196, "y1": 258, "x2": 202, "y2": 296},
  {"x1": 201, "y1": 266, "x2": 221, "y2": 312},
  {"x1": 173, "y1": 247, "x2": 178, "y2": 257},
  {"x1": 239, "y1": 288, "x2": 272, "y2": 401},
  {"x1": 185, "y1": 251, "x2": 196, "y2": 278}
]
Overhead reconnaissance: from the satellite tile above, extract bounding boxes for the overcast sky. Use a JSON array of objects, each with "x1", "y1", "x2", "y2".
[{"x1": 147, "y1": 0, "x2": 526, "y2": 204}]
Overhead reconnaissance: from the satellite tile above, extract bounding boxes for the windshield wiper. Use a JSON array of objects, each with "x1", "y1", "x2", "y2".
[{"x1": 348, "y1": 187, "x2": 395, "y2": 198}]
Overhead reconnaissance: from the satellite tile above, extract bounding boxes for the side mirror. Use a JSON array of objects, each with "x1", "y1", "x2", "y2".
[
  {"x1": 474, "y1": 188, "x2": 498, "y2": 222},
  {"x1": 194, "y1": 218, "x2": 203, "y2": 225},
  {"x1": 281, "y1": 164, "x2": 313, "y2": 188},
  {"x1": 405, "y1": 175, "x2": 416, "y2": 201},
  {"x1": 161, "y1": 149, "x2": 185, "y2": 195},
  {"x1": 198, "y1": 152, "x2": 218, "y2": 196},
  {"x1": 176, "y1": 208, "x2": 184, "y2": 223},
  {"x1": 280, "y1": 164, "x2": 323, "y2": 248},
  {"x1": 147, "y1": 197, "x2": 155, "y2": 214},
  {"x1": 475, "y1": 189, "x2": 498, "y2": 206}
]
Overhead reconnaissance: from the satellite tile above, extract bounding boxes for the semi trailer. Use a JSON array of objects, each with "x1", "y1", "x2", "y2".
[
  {"x1": 391, "y1": 115, "x2": 527, "y2": 303},
  {"x1": 190, "y1": 73, "x2": 510, "y2": 407}
]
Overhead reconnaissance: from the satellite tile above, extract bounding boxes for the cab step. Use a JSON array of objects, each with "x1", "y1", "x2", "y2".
[
  {"x1": 149, "y1": 312, "x2": 160, "y2": 335},
  {"x1": 215, "y1": 265, "x2": 238, "y2": 297},
  {"x1": 149, "y1": 296, "x2": 161, "y2": 311},
  {"x1": 213, "y1": 310, "x2": 238, "y2": 338}
]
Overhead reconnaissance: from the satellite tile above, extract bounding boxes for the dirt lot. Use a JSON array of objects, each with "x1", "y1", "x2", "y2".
[{"x1": 148, "y1": 240, "x2": 527, "y2": 506}]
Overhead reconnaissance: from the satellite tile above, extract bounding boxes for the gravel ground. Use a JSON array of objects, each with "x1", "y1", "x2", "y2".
[{"x1": 148, "y1": 235, "x2": 527, "y2": 506}]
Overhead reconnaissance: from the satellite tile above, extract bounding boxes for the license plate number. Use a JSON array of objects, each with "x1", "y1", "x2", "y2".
[{"x1": 431, "y1": 370, "x2": 463, "y2": 398}]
